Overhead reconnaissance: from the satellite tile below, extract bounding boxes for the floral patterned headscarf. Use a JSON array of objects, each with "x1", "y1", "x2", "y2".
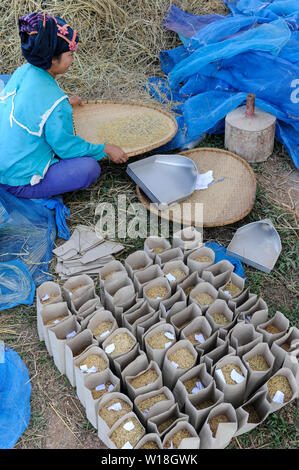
[{"x1": 18, "y1": 13, "x2": 79, "y2": 70}]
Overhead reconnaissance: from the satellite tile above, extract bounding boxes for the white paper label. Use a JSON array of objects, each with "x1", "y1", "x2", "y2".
[
  {"x1": 245, "y1": 316, "x2": 251, "y2": 323},
  {"x1": 171, "y1": 361, "x2": 179, "y2": 369},
  {"x1": 53, "y1": 319, "x2": 60, "y2": 324},
  {"x1": 86, "y1": 366, "x2": 97, "y2": 374},
  {"x1": 80, "y1": 364, "x2": 88, "y2": 372},
  {"x1": 107, "y1": 402, "x2": 122, "y2": 412},
  {"x1": 195, "y1": 333, "x2": 205, "y2": 343},
  {"x1": 166, "y1": 273, "x2": 176, "y2": 282},
  {"x1": 230, "y1": 369, "x2": 245, "y2": 384},
  {"x1": 100, "y1": 330, "x2": 110, "y2": 338},
  {"x1": 123, "y1": 421, "x2": 135, "y2": 431},
  {"x1": 272, "y1": 390, "x2": 285, "y2": 404},
  {"x1": 191, "y1": 387, "x2": 199, "y2": 394},
  {"x1": 196, "y1": 381, "x2": 204, "y2": 390},
  {"x1": 164, "y1": 342, "x2": 172, "y2": 349},
  {"x1": 148, "y1": 248, "x2": 154, "y2": 252},
  {"x1": 168, "y1": 441, "x2": 174, "y2": 449},
  {"x1": 105, "y1": 343, "x2": 115, "y2": 354},
  {"x1": 122, "y1": 441, "x2": 133, "y2": 449},
  {"x1": 108, "y1": 384, "x2": 114, "y2": 392},
  {"x1": 69, "y1": 292, "x2": 73, "y2": 296},
  {"x1": 95, "y1": 383, "x2": 106, "y2": 391},
  {"x1": 156, "y1": 296, "x2": 162, "y2": 300},
  {"x1": 223, "y1": 290, "x2": 232, "y2": 297},
  {"x1": 143, "y1": 409, "x2": 149, "y2": 415},
  {"x1": 166, "y1": 309, "x2": 171, "y2": 316},
  {"x1": 165, "y1": 332, "x2": 175, "y2": 340},
  {"x1": 66, "y1": 330, "x2": 76, "y2": 339},
  {"x1": 216, "y1": 369, "x2": 226, "y2": 383},
  {"x1": 41, "y1": 294, "x2": 50, "y2": 301}
]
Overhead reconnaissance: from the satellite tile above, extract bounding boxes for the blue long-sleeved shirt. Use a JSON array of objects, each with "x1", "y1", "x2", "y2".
[{"x1": 0, "y1": 63, "x2": 107, "y2": 186}]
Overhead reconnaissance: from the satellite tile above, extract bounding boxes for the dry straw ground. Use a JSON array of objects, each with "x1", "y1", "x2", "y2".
[{"x1": 0, "y1": 0, "x2": 298, "y2": 451}]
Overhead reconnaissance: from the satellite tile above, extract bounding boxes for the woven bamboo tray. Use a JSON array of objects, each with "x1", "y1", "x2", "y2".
[
  {"x1": 136, "y1": 148, "x2": 257, "y2": 228},
  {"x1": 72, "y1": 100, "x2": 178, "y2": 157}
]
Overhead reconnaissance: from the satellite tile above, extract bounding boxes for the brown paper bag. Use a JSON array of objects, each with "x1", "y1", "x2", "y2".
[
  {"x1": 271, "y1": 326, "x2": 299, "y2": 373},
  {"x1": 258, "y1": 367, "x2": 298, "y2": 413},
  {"x1": 83, "y1": 369, "x2": 120, "y2": 428},
  {"x1": 189, "y1": 282, "x2": 218, "y2": 313},
  {"x1": 159, "y1": 288, "x2": 187, "y2": 320},
  {"x1": 96, "y1": 392, "x2": 133, "y2": 440},
  {"x1": 200, "y1": 339, "x2": 236, "y2": 376},
  {"x1": 124, "y1": 250, "x2": 153, "y2": 278},
  {"x1": 205, "y1": 299, "x2": 235, "y2": 333},
  {"x1": 162, "y1": 421, "x2": 199, "y2": 449},
  {"x1": 186, "y1": 247, "x2": 215, "y2": 276},
  {"x1": 134, "y1": 433, "x2": 163, "y2": 449},
  {"x1": 172, "y1": 226, "x2": 203, "y2": 252},
  {"x1": 122, "y1": 302, "x2": 155, "y2": 336},
  {"x1": 213, "y1": 355, "x2": 248, "y2": 408},
  {"x1": 218, "y1": 272, "x2": 245, "y2": 301},
  {"x1": 229, "y1": 322, "x2": 263, "y2": 357},
  {"x1": 87, "y1": 309, "x2": 118, "y2": 344},
  {"x1": 105, "y1": 412, "x2": 145, "y2": 449},
  {"x1": 144, "y1": 323, "x2": 177, "y2": 369},
  {"x1": 133, "y1": 264, "x2": 164, "y2": 296},
  {"x1": 162, "y1": 340, "x2": 198, "y2": 389},
  {"x1": 121, "y1": 351, "x2": 149, "y2": 386},
  {"x1": 162, "y1": 260, "x2": 190, "y2": 293},
  {"x1": 134, "y1": 386, "x2": 175, "y2": 425},
  {"x1": 147, "y1": 403, "x2": 189, "y2": 439},
  {"x1": 177, "y1": 271, "x2": 203, "y2": 300},
  {"x1": 242, "y1": 342, "x2": 276, "y2": 399},
  {"x1": 144, "y1": 236, "x2": 171, "y2": 260},
  {"x1": 113, "y1": 345, "x2": 148, "y2": 380},
  {"x1": 169, "y1": 303, "x2": 202, "y2": 336},
  {"x1": 39, "y1": 302, "x2": 72, "y2": 356},
  {"x1": 201, "y1": 259, "x2": 234, "y2": 289},
  {"x1": 184, "y1": 381, "x2": 224, "y2": 431},
  {"x1": 195, "y1": 330, "x2": 222, "y2": 357},
  {"x1": 125, "y1": 360, "x2": 163, "y2": 401},
  {"x1": 155, "y1": 247, "x2": 184, "y2": 267},
  {"x1": 48, "y1": 315, "x2": 81, "y2": 375},
  {"x1": 103, "y1": 276, "x2": 136, "y2": 322},
  {"x1": 102, "y1": 328, "x2": 137, "y2": 367},
  {"x1": 172, "y1": 363, "x2": 214, "y2": 409},
  {"x1": 136, "y1": 312, "x2": 165, "y2": 349},
  {"x1": 99, "y1": 271, "x2": 129, "y2": 305},
  {"x1": 65, "y1": 329, "x2": 98, "y2": 386},
  {"x1": 237, "y1": 297, "x2": 269, "y2": 327},
  {"x1": 235, "y1": 389, "x2": 271, "y2": 437},
  {"x1": 98, "y1": 260, "x2": 127, "y2": 287},
  {"x1": 62, "y1": 274, "x2": 95, "y2": 313},
  {"x1": 256, "y1": 311, "x2": 290, "y2": 346},
  {"x1": 77, "y1": 296, "x2": 102, "y2": 316},
  {"x1": 180, "y1": 315, "x2": 212, "y2": 348},
  {"x1": 228, "y1": 287, "x2": 256, "y2": 312},
  {"x1": 143, "y1": 276, "x2": 172, "y2": 310},
  {"x1": 73, "y1": 346, "x2": 109, "y2": 407},
  {"x1": 199, "y1": 402, "x2": 238, "y2": 449},
  {"x1": 36, "y1": 281, "x2": 63, "y2": 340}
]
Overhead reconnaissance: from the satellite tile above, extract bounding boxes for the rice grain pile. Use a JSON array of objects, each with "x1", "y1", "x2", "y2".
[
  {"x1": 221, "y1": 364, "x2": 244, "y2": 385},
  {"x1": 110, "y1": 417, "x2": 144, "y2": 449},
  {"x1": 267, "y1": 376, "x2": 293, "y2": 402},
  {"x1": 158, "y1": 416, "x2": 177, "y2": 434},
  {"x1": 147, "y1": 331, "x2": 175, "y2": 349},
  {"x1": 164, "y1": 268, "x2": 186, "y2": 281},
  {"x1": 93, "y1": 321, "x2": 113, "y2": 338},
  {"x1": 145, "y1": 285, "x2": 168, "y2": 299},
  {"x1": 264, "y1": 324, "x2": 281, "y2": 335},
  {"x1": 91, "y1": 381, "x2": 114, "y2": 399},
  {"x1": 196, "y1": 400, "x2": 214, "y2": 410},
  {"x1": 211, "y1": 313, "x2": 229, "y2": 325},
  {"x1": 128, "y1": 368, "x2": 159, "y2": 389},
  {"x1": 138, "y1": 392, "x2": 167, "y2": 413},
  {"x1": 248, "y1": 354, "x2": 270, "y2": 371},
  {"x1": 195, "y1": 256, "x2": 213, "y2": 263},
  {"x1": 99, "y1": 399, "x2": 132, "y2": 427},
  {"x1": 105, "y1": 333, "x2": 136, "y2": 356},
  {"x1": 208, "y1": 414, "x2": 229, "y2": 437},
  {"x1": 194, "y1": 292, "x2": 214, "y2": 306},
  {"x1": 183, "y1": 377, "x2": 205, "y2": 394},
  {"x1": 78, "y1": 354, "x2": 107, "y2": 372},
  {"x1": 164, "y1": 429, "x2": 193, "y2": 448},
  {"x1": 44, "y1": 315, "x2": 68, "y2": 326},
  {"x1": 140, "y1": 441, "x2": 160, "y2": 449},
  {"x1": 222, "y1": 281, "x2": 242, "y2": 297},
  {"x1": 168, "y1": 348, "x2": 195, "y2": 369}
]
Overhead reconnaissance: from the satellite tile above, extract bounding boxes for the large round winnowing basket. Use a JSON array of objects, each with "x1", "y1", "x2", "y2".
[
  {"x1": 136, "y1": 148, "x2": 257, "y2": 228},
  {"x1": 72, "y1": 100, "x2": 178, "y2": 158}
]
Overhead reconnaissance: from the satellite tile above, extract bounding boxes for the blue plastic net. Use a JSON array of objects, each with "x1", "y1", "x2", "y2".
[
  {"x1": 148, "y1": 2, "x2": 299, "y2": 168},
  {"x1": 0, "y1": 346, "x2": 31, "y2": 449}
]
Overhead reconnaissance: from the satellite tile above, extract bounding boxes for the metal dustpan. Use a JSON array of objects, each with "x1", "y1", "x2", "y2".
[
  {"x1": 226, "y1": 219, "x2": 282, "y2": 274},
  {"x1": 126, "y1": 154, "x2": 198, "y2": 209}
]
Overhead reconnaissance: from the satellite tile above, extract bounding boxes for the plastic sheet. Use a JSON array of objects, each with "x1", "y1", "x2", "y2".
[
  {"x1": 149, "y1": 2, "x2": 299, "y2": 168},
  {"x1": 0, "y1": 260, "x2": 35, "y2": 312},
  {"x1": 205, "y1": 241, "x2": 245, "y2": 279},
  {"x1": 0, "y1": 346, "x2": 31, "y2": 448}
]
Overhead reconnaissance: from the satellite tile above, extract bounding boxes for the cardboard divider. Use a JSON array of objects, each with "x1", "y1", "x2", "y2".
[
  {"x1": 147, "y1": 402, "x2": 189, "y2": 439},
  {"x1": 180, "y1": 315, "x2": 212, "y2": 348},
  {"x1": 134, "y1": 433, "x2": 163, "y2": 449},
  {"x1": 155, "y1": 247, "x2": 184, "y2": 267},
  {"x1": 159, "y1": 288, "x2": 187, "y2": 320},
  {"x1": 114, "y1": 345, "x2": 148, "y2": 380},
  {"x1": 162, "y1": 260, "x2": 190, "y2": 293},
  {"x1": 237, "y1": 297, "x2": 268, "y2": 327},
  {"x1": 136, "y1": 313, "x2": 165, "y2": 349},
  {"x1": 172, "y1": 226, "x2": 203, "y2": 252},
  {"x1": 133, "y1": 264, "x2": 164, "y2": 296},
  {"x1": 122, "y1": 302, "x2": 155, "y2": 336},
  {"x1": 169, "y1": 303, "x2": 202, "y2": 337},
  {"x1": 228, "y1": 322, "x2": 263, "y2": 356},
  {"x1": 177, "y1": 271, "x2": 203, "y2": 299},
  {"x1": 201, "y1": 259, "x2": 234, "y2": 287},
  {"x1": 184, "y1": 381, "x2": 224, "y2": 431},
  {"x1": 199, "y1": 402, "x2": 238, "y2": 449},
  {"x1": 200, "y1": 339, "x2": 236, "y2": 376},
  {"x1": 124, "y1": 250, "x2": 153, "y2": 279},
  {"x1": 235, "y1": 389, "x2": 271, "y2": 437}
]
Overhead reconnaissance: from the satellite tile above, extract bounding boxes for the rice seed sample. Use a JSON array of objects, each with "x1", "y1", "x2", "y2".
[
  {"x1": 222, "y1": 281, "x2": 241, "y2": 297},
  {"x1": 243, "y1": 405, "x2": 260, "y2": 424},
  {"x1": 195, "y1": 256, "x2": 212, "y2": 263},
  {"x1": 91, "y1": 381, "x2": 114, "y2": 400},
  {"x1": 195, "y1": 400, "x2": 214, "y2": 410},
  {"x1": 183, "y1": 377, "x2": 205, "y2": 394},
  {"x1": 138, "y1": 393, "x2": 167, "y2": 413},
  {"x1": 267, "y1": 375, "x2": 293, "y2": 402},
  {"x1": 128, "y1": 369, "x2": 159, "y2": 389},
  {"x1": 152, "y1": 247, "x2": 165, "y2": 254},
  {"x1": 280, "y1": 343, "x2": 290, "y2": 352},
  {"x1": 145, "y1": 285, "x2": 168, "y2": 300},
  {"x1": 140, "y1": 441, "x2": 159, "y2": 449},
  {"x1": 164, "y1": 429, "x2": 193, "y2": 449},
  {"x1": 194, "y1": 292, "x2": 214, "y2": 306},
  {"x1": 221, "y1": 364, "x2": 244, "y2": 385},
  {"x1": 264, "y1": 324, "x2": 281, "y2": 334},
  {"x1": 168, "y1": 348, "x2": 195, "y2": 369},
  {"x1": 184, "y1": 285, "x2": 195, "y2": 296},
  {"x1": 41, "y1": 293, "x2": 59, "y2": 304},
  {"x1": 44, "y1": 315, "x2": 68, "y2": 326},
  {"x1": 157, "y1": 416, "x2": 177, "y2": 434},
  {"x1": 165, "y1": 269, "x2": 185, "y2": 281},
  {"x1": 110, "y1": 417, "x2": 144, "y2": 449},
  {"x1": 247, "y1": 354, "x2": 269, "y2": 371},
  {"x1": 105, "y1": 333, "x2": 135, "y2": 356},
  {"x1": 99, "y1": 399, "x2": 132, "y2": 428},
  {"x1": 93, "y1": 321, "x2": 113, "y2": 338},
  {"x1": 211, "y1": 313, "x2": 229, "y2": 325},
  {"x1": 208, "y1": 414, "x2": 229, "y2": 438},
  {"x1": 147, "y1": 331, "x2": 175, "y2": 350},
  {"x1": 97, "y1": 112, "x2": 173, "y2": 151},
  {"x1": 102, "y1": 271, "x2": 118, "y2": 280},
  {"x1": 78, "y1": 354, "x2": 107, "y2": 372}
]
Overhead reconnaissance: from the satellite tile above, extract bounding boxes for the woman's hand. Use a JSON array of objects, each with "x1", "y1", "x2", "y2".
[
  {"x1": 104, "y1": 143, "x2": 128, "y2": 164},
  {"x1": 69, "y1": 95, "x2": 83, "y2": 106}
]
